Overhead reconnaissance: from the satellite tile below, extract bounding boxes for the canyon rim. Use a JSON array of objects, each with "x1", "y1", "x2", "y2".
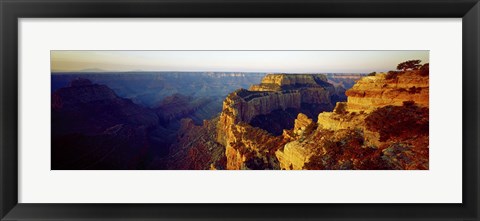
[{"x1": 51, "y1": 51, "x2": 429, "y2": 170}]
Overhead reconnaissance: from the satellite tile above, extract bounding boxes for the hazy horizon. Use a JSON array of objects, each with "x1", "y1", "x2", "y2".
[
  {"x1": 51, "y1": 70, "x2": 367, "y2": 74},
  {"x1": 51, "y1": 50, "x2": 429, "y2": 73}
]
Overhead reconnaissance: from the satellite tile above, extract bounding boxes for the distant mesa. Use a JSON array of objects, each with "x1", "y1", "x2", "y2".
[
  {"x1": 76, "y1": 68, "x2": 109, "y2": 72},
  {"x1": 219, "y1": 73, "x2": 338, "y2": 125},
  {"x1": 249, "y1": 73, "x2": 331, "y2": 91},
  {"x1": 68, "y1": 78, "x2": 93, "y2": 87},
  {"x1": 52, "y1": 68, "x2": 111, "y2": 73}
]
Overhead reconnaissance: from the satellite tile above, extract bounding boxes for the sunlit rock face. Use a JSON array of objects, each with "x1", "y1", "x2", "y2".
[
  {"x1": 293, "y1": 113, "x2": 314, "y2": 137},
  {"x1": 216, "y1": 74, "x2": 338, "y2": 169},
  {"x1": 249, "y1": 74, "x2": 330, "y2": 91},
  {"x1": 275, "y1": 113, "x2": 316, "y2": 170},
  {"x1": 173, "y1": 69, "x2": 429, "y2": 170},
  {"x1": 218, "y1": 74, "x2": 335, "y2": 132},
  {"x1": 345, "y1": 71, "x2": 429, "y2": 113},
  {"x1": 276, "y1": 69, "x2": 430, "y2": 170},
  {"x1": 222, "y1": 89, "x2": 303, "y2": 123},
  {"x1": 276, "y1": 140, "x2": 313, "y2": 170}
]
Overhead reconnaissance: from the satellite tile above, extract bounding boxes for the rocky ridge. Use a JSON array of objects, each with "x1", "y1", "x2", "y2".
[
  {"x1": 216, "y1": 74, "x2": 341, "y2": 169},
  {"x1": 54, "y1": 68, "x2": 429, "y2": 170},
  {"x1": 51, "y1": 78, "x2": 162, "y2": 169},
  {"x1": 275, "y1": 69, "x2": 429, "y2": 170},
  {"x1": 344, "y1": 71, "x2": 428, "y2": 113}
]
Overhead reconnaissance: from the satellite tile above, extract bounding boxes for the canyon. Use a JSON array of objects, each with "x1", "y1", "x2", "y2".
[
  {"x1": 275, "y1": 69, "x2": 429, "y2": 170},
  {"x1": 172, "y1": 68, "x2": 429, "y2": 170},
  {"x1": 51, "y1": 68, "x2": 428, "y2": 170},
  {"x1": 51, "y1": 78, "x2": 163, "y2": 169},
  {"x1": 215, "y1": 74, "x2": 343, "y2": 169},
  {"x1": 51, "y1": 72, "x2": 266, "y2": 169},
  {"x1": 52, "y1": 72, "x2": 266, "y2": 107}
]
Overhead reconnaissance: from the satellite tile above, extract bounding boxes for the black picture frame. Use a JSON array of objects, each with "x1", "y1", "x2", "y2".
[{"x1": 1, "y1": 0, "x2": 479, "y2": 220}]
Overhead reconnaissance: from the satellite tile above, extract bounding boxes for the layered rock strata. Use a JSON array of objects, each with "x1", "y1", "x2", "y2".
[
  {"x1": 275, "y1": 70, "x2": 429, "y2": 170},
  {"x1": 216, "y1": 74, "x2": 338, "y2": 169},
  {"x1": 344, "y1": 71, "x2": 429, "y2": 113}
]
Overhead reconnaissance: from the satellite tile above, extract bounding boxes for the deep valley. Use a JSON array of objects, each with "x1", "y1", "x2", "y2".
[{"x1": 51, "y1": 67, "x2": 428, "y2": 170}]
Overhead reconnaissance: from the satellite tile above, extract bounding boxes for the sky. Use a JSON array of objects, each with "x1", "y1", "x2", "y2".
[{"x1": 51, "y1": 50, "x2": 429, "y2": 73}]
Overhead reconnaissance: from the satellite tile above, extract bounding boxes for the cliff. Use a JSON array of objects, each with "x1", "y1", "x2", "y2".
[
  {"x1": 154, "y1": 67, "x2": 429, "y2": 170},
  {"x1": 154, "y1": 93, "x2": 221, "y2": 125},
  {"x1": 218, "y1": 74, "x2": 335, "y2": 126},
  {"x1": 275, "y1": 113, "x2": 316, "y2": 169},
  {"x1": 249, "y1": 74, "x2": 330, "y2": 91},
  {"x1": 52, "y1": 72, "x2": 266, "y2": 107},
  {"x1": 216, "y1": 74, "x2": 339, "y2": 169},
  {"x1": 275, "y1": 69, "x2": 430, "y2": 170},
  {"x1": 52, "y1": 78, "x2": 159, "y2": 135},
  {"x1": 344, "y1": 71, "x2": 429, "y2": 113},
  {"x1": 52, "y1": 78, "x2": 118, "y2": 109},
  {"x1": 152, "y1": 118, "x2": 226, "y2": 170},
  {"x1": 51, "y1": 78, "x2": 163, "y2": 169}
]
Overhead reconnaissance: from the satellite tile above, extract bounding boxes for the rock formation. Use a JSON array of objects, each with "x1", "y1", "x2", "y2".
[
  {"x1": 216, "y1": 74, "x2": 340, "y2": 169},
  {"x1": 52, "y1": 67, "x2": 429, "y2": 170},
  {"x1": 344, "y1": 71, "x2": 429, "y2": 113},
  {"x1": 276, "y1": 113, "x2": 316, "y2": 170},
  {"x1": 275, "y1": 68, "x2": 429, "y2": 170},
  {"x1": 154, "y1": 93, "x2": 221, "y2": 125},
  {"x1": 52, "y1": 78, "x2": 159, "y2": 135},
  {"x1": 150, "y1": 118, "x2": 226, "y2": 170},
  {"x1": 326, "y1": 73, "x2": 365, "y2": 90},
  {"x1": 217, "y1": 74, "x2": 337, "y2": 137},
  {"x1": 51, "y1": 72, "x2": 266, "y2": 107},
  {"x1": 51, "y1": 78, "x2": 164, "y2": 169},
  {"x1": 248, "y1": 74, "x2": 331, "y2": 91}
]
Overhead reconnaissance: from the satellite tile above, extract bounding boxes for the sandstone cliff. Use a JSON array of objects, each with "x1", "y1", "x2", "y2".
[
  {"x1": 216, "y1": 74, "x2": 339, "y2": 169},
  {"x1": 275, "y1": 68, "x2": 429, "y2": 170},
  {"x1": 275, "y1": 113, "x2": 316, "y2": 169},
  {"x1": 170, "y1": 67, "x2": 429, "y2": 170},
  {"x1": 344, "y1": 71, "x2": 429, "y2": 113},
  {"x1": 249, "y1": 74, "x2": 330, "y2": 91}
]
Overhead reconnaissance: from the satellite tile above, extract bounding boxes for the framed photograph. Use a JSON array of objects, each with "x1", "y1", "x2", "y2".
[{"x1": 1, "y1": 0, "x2": 479, "y2": 220}]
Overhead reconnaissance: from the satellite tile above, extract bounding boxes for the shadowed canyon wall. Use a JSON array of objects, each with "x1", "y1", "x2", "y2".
[
  {"x1": 216, "y1": 74, "x2": 343, "y2": 169},
  {"x1": 52, "y1": 69, "x2": 428, "y2": 170}
]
